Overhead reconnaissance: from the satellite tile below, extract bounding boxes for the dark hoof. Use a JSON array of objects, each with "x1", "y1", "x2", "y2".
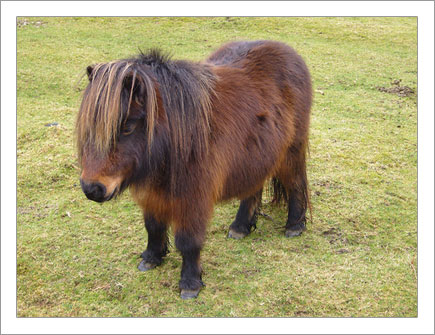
[
  {"x1": 285, "y1": 225, "x2": 306, "y2": 238},
  {"x1": 180, "y1": 288, "x2": 201, "y2": 300},
  {"x1": 228, "y1": 229, "x2": 248, "y2": 239},
  {"x1": 138, "y1": 259, "x2": 157, "y2": 272},
  {"x1": 285, "y1": 229, "x2": 303, "y2": 238}
]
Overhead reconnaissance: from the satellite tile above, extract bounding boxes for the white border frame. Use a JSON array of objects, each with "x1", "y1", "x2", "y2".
[{"x1": 2, "y1": 1, "x2": 434, "y2": 334}]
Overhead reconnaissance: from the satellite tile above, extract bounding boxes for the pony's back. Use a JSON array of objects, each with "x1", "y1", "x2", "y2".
[
  {"x1": 206, "y1": 40, "x2": 265, "y2": 66},
  {"x1": 207, "y1": 40, "x2": 312, "y2": 126}
]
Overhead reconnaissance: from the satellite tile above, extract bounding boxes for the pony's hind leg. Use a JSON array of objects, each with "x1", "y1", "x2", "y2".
[
  {"x1": 285, "y1": 186, "x2": 308, "y2": 237},
  {"x1": 138, "y1": 214, "x2": 169, "y2": 271},
  {"x1": 275, "y1": 144, "x2": 310, "y2": 238},
  {"x1": 228, "y1": 188, "x2": 263, "y2": 239}
]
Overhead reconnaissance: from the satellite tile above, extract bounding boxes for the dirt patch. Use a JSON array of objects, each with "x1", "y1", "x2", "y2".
[
  {"x1": 31, "y1": 295, "x2": 55, "y2": 308},
  {"x1": 237, "y1": 268, "x2": 260, "y2": 278},
  {"x1": 377, "y1": 79, "x2": 415, "y2": 97},
  {"x1": 313, "y1": 180, "x2": 341, "y2": 190},
  {"x1": 322, "y1": 227, "x2": 339, "y2": 236},
  {"x1": 18, "y1": 204, "x2": 56, "y2": 219},
  {"x1": 322, "y1": 227, "x2": 349, "y2": 245},
  {"x1": 17, "y1": 19, "x2": 46, "y2": 28},
  {"x1": 160, "y1": 280, "x2": 172, "y2": 288},
  {"x1": 18, "y1": 206, "x2": 48, "y2": 219}
]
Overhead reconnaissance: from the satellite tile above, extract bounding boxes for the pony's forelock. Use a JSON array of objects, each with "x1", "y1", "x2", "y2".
[{"x1": 76, "y1": 60, "x2": 157, "y2": 161}]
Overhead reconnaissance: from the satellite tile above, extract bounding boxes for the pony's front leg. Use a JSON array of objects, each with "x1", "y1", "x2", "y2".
[
  {"x1": 138, "y1": 214, "x2": 169, "y2": 271},
  {"x1": 174, "y1": 223, "x2": 206, "y2": 299}
]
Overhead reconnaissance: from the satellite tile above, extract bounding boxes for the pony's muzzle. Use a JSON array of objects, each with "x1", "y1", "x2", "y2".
[{"x1": 80, "y1": 179, "x2": 108, "y2": 203}]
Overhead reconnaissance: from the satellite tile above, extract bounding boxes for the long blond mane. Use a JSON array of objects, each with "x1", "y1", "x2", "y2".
[{"x1": 76, "y1": 60, "x2": 157, "y2": 160}]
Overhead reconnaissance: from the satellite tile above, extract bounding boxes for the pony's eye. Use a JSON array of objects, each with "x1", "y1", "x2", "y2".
[{"x1": 122, "y1": 122, "x2": 136, "y2": 136}]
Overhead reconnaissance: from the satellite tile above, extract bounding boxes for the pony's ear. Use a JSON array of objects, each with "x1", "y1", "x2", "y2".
[
  {"x1": 86, "y1": 65, "x2": 94, "y2": 81},
  {"x1": 123, "y1": 71, "x2": 147, "y2": 105}
]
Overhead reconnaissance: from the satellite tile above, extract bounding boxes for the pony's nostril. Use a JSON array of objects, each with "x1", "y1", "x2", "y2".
[
  {"x1": 80, "y1": 180, "x2": 107, "y2": 202},
  {"x1": 91, "y1": 183, "x2": 106, "y2": 199}
]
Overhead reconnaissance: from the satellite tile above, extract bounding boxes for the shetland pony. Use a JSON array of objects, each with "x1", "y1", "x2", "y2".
[{"x1": 76, "y1": 40, "x2": 312, "y2": 299}]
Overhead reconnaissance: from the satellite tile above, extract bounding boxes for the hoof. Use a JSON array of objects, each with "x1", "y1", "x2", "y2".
[
  {"x1": 138, "y1": 259, "x2": 157, "y2": 272},
  {"x1": 180, "y1": 288, "x2": 201, "y2": 300},
  {"x1": 228, "y1": 229, "x2": 248, "y2": 240},
  {"x1": 285, "y1": 226, "x2": 306, "y2": 238}
]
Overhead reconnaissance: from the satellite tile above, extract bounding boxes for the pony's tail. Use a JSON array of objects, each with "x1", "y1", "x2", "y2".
[
  {"x1": 270, "y1": 164, "x2": 312, "y2": 224},
  {"x1": 271, "y1": 177, "x2": 288, "y2": 205}
]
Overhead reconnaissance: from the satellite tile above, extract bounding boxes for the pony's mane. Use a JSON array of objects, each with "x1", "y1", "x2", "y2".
[
  {"x1": 76, "y1": 50, "x2": 216, "y2": 172},
  {"x1": 140, "y1": 51, "x2": 216, "y2": 173}
]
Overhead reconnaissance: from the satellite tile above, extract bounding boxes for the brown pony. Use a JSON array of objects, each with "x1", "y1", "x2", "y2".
[{"x1": 76, "y1": 40, "x2": 312, "y2": 299}]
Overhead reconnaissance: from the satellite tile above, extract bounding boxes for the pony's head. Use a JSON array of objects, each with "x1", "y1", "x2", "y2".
[
  {"x1": 76, "y1": 59, "x2": 159, "y2": 202},
  {"x1": 76, "y1": 51, "x2": 216, "y2": 202}
]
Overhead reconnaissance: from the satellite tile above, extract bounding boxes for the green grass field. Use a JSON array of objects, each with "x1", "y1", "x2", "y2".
[{"x1": 17, "y1": 17, "x2": 417, "y2": 317}]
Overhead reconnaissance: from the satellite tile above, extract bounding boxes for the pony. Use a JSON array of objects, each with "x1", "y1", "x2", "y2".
[{"x1": 76, "y1": 40, "x2": 312, "y2": 299}]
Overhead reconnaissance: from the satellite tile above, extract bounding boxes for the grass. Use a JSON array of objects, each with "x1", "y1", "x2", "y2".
[{"x1": 16, "y1": 17, "x2": 417, "y2": 317}]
